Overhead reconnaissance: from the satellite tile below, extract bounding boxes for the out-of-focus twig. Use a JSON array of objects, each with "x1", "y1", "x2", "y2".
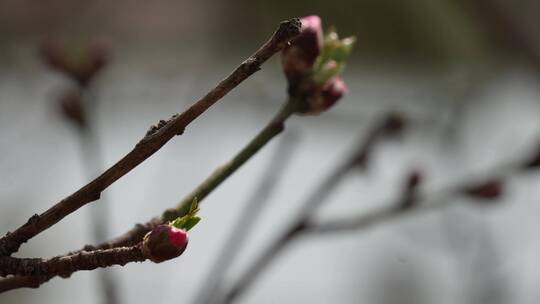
[
  {"x1": 77, "y1": 89, "x2": 120, "y2": 304},
  {"x1": 194, "y1": 132, "x2": 299, "y2": 304},
  {"x1": 307, "y1": 163, "x2": 515, "y2": 235},
  {"x1": 459, "y1": 0, "x2": 540, "y2": 69},
  {"x1": 221, "y1": 113, "x2": 407, "y2": 304},
  {"x1": 45, "y1": 40, "x2": 119, "y2": 304}
]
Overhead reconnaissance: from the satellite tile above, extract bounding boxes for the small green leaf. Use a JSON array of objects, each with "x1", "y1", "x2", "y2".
[
  {"x1": 170, "y1": 198, "x2": 202, "y2": 230},
  {"x1": 313, "y1": 61, "x2": 344, "y2": 84},
  {"x1": 189, "y1": 198, "x2": 199, "y2": 214},
  {"x1": 328, "y1": 36, "x2": 356, "y2": 62},
  {"x1": 183, "y1": 217, "x2": 201, "y2": 231},
  {"x1": 312, "y1": 28, "x2": 355, "y2": 84}
]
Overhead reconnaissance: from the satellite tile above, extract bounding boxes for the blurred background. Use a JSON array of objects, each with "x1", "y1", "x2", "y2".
[{"x1": 2, "y1": 0, "x2": 540, "y2": 303}]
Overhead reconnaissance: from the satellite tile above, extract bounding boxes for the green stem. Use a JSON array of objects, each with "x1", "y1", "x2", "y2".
[{"x1": 163, "y1": 99, "x2": 297, "y2": 221}]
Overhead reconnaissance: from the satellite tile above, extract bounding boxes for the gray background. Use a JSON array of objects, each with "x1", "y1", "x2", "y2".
[{"x1": 2, "y1": 1, "x2": 540, "y2": 303}]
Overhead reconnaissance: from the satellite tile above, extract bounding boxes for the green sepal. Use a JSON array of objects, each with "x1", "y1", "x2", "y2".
[
  {"x1": 183, "y1": 217, "x2": 201, "y2": 231},
  {"x1": 327, "y1": 36, "x2": 356, "y2": 62},
  {"x1": 312, "y1": 28, "x2": 356, "y2": 84},
  {"x1": 312, "y1": 61, "x2": 345, "y2": 84},
  {"x1": 170, "y1": 198, "x2": 201, "y2": 231}
]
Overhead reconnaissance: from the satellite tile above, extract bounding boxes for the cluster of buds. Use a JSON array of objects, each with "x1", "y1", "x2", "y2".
[
  {"x1": 142, "y1": 199, "x2": 201, "y2": 263},
  {"x1": 40, "y1": 39, "x2": 110, "y2": 129},
  {"x1": 281, "y1": 15, "x2": 355, "y2": 114},
  {"x1": 58, "y1": 90, "x2": 87, "y2": 128},
  {"x1": 40, "y1": 39, "x2": 110, "y2": 87}
]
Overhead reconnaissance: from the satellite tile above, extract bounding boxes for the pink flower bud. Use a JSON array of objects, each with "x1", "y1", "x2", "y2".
[
  {"x1": 58, "y1": 91, "x2": 86, "y2": 128},
  {"x1": 321, "y1": 76, "x2": 347, "y2": 106},
  {"x1": 142, "y1": 225, "x2": 188, "y2": 263},
  {"x1": 281, "y1": 15, "x2": 323, "y2": 83},
  {"x1": 40, "y1": 39, "x2": 67, "y2": 73},
  {"x1": 302, "y1": 77, "x2": 347, "y2": 114},
  {"x1": 406, "y1": 171, "x2": 422, "y2": 192},
  {"x1": 294, "y1": 16, "x2": 323, "y2": 66},
  {"x1": 39, "y1": 39, "x2": 110, "y2": 86},
  {"x1": 463, "y1": 179, "x2": 504, "y2": 201}
]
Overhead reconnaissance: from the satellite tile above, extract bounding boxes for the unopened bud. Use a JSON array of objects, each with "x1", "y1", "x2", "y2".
[
  {"x1": 142, "y1": 225, "x2": 188, "y2": 263},
  {"x1": 58, "y1": 91, "x2": 86, "y2": 128},
  {"x1": 302, "y1": 77, "x2": 347, "y2": 114},
  {"x1": 312, "y1": 60, "x2": 342, "y2": 84},
  {"x1": 406, "y1": 171, "x2": 422, "y2": 191},
  {"x1": 39, "y1": 39, "x2": 110, "y2": 86},
  {"x1": 281, "y1": 15, "x2": 323, "y2": 83},
  {"x1": 40, "y1": 39, "x2": 67, "y2": 73},
  {"x1": 463, "y1": 179, "x2": 504, "y2": 201},
  {"x1": 281, "y1": 16, "x2": 355, "y2": 116},
  {"x1": 320, "y1": 77, "x2": 347, "y2": 110},
  {"x1": 316, "y1": 29, "x2": 356, "y2": 68}
]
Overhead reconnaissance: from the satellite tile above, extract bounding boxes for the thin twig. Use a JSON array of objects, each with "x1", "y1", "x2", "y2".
[
  {"x1": 168, "y1": 101, "x2": 298, "y2": 220},
  {"x1": 306, "y1": 176, "x2": 509, "y2": 235},
  {"x1": 91, "y1": 98, "x2": 299, "y2": 250},
  {"x1": 220, "y1": 113, "x2": 406, "y2": 304},
  {"x1": 77, "y1": 87, "x2": 120, "y2": 304},
  {"x1": 460, "y1": 0, "x2": 540, "y2": 69},
  {"x1": 194, "y1": 132, "x2": 299, "y2": 304},
  {"x1": 0, "y1": 18, "x2": 301, "y2": 257}
]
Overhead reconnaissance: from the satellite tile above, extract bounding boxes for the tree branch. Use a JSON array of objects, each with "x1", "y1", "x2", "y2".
[
  {"x1": 0, "y1": 245, "x2": 146, "y2": 277},
  {"x1": 0, "y1": 86, "x2": 298, "y2": 293},
  {"x1": 0, "y1": 18, "x2": 301, "y2": 257},
  {"x1": 86, "y1": 98, "x2": 298, "y2": 253},
  {"x1": 0, "y1": 275, "x2": 50, "y2": 293}
]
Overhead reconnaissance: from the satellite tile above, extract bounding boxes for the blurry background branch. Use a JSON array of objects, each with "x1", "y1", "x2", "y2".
[
  {"x1": 220, "y1": 112, "x2": 407, "y2": 304},
  {"x1": 41, "y1": 39, "x2": 120, "y2": 304},
  {"x1": 221, "y1": 126, "x2": 540, "y2": 304},
  {"x1": 193, "y1": 131, "x2": 299, "y2": 304}
]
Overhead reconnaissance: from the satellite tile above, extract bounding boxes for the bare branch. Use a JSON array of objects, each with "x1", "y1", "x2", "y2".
[
  {"x1": 0, "y1": 275, "x2": 50, "y2": 293},
  {"x1": 0, "y1": 89, "x2": 299, "y2": 293},
  {"x1": 308, "y1": 177, "x2": 508, "y2": 235}
]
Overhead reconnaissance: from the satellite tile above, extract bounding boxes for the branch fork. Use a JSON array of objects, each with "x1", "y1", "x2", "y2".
[{"x1": 0, "y1": 18, "x2": 302, "y2": 292}]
